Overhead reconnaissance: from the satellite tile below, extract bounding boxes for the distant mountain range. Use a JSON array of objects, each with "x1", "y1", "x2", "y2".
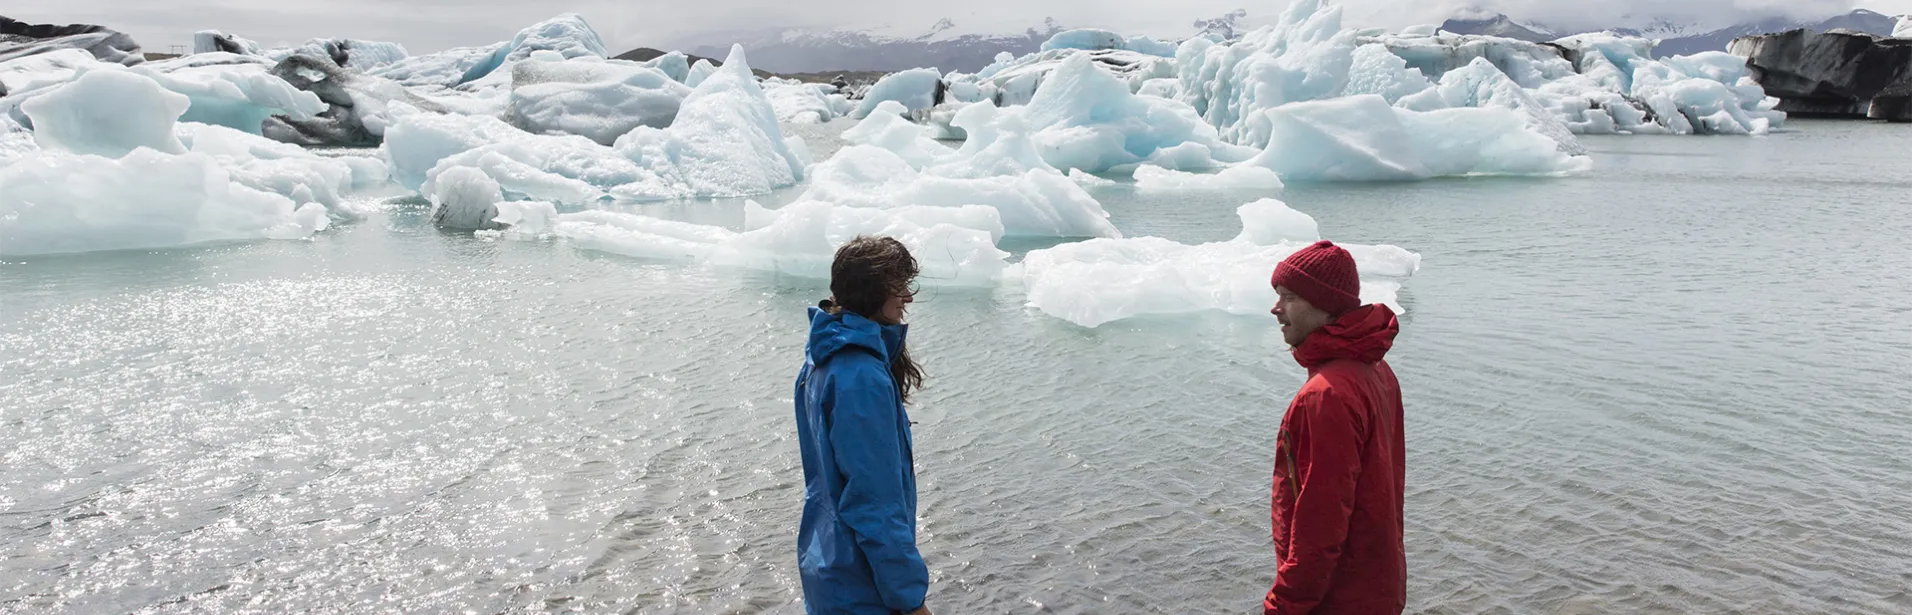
[
  {"x1": 670, "y1": 18, "x2": 1068, "y2": 74},
  {"x1": 1441, "y1": 9, "x2": 1904, "y2": 57}
]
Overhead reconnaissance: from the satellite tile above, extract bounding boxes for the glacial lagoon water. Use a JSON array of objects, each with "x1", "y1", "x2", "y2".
[{"x1": 3, "y1": 119, "x2": 1911, "y2": 613}]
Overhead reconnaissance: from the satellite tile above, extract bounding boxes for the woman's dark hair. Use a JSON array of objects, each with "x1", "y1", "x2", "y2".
[{"x1": 826, "y1": 236, "x2": 924, "y2": 403}]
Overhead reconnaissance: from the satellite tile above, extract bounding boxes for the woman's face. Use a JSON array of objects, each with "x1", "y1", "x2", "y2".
[{"x1": 876, "y1": 281, "x2": 916, "y2": 325}]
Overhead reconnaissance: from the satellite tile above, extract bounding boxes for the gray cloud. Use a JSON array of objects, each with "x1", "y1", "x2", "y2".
[{"x1": 8, "y1": 0, "x2": 1908, "y2": 57}]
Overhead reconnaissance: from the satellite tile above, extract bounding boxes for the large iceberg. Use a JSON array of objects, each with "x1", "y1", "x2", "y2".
[
  {"x1": 389, "y1": 45, "x2": 805, "y2": 204},
  {"x1": 3, "y1": 54, "x2": 327, "y2": 136},
  {"x1": 0, "y1": 147, "x2": 331, "y2": 256},
  {"x1": 796, "y1": 101, "x2": 1121, "y2": 239},
  {"x1": 0, "y1": 71, "x2": 342, "y2": 256},
  {"x1": 610, "y1": 45, "x2": 806, "y2": 198},
  {"x1": 1245, "y1": 95, "x2": 1590, "y2": 181},
  {"x1": 18, "y1": 68, "x2": 190, "y2": 157},
  {"x1": 262, "y1": 54, "x2": 447, "y2": 145},
  {"x1": 503, "y1": 56, "x2": 690, "y2": 145},
  {"x1": 1171, "y1": 0, "x2": 1777, "y2": 143},
  {"x1": 366, "y1": 13, "x2": 605, "y2": 89},
  {"x1": 852, "y1": 68, "x2": 943, "y2": 118},
  {"x1": 1021, "y1": 198, "x2": 1421, "y2": 328},
  {"x1": 509, "y1": 200, "x2": 1010, "y2": 285},
  {"x1": 764, "y1": 79, "x2": 848, "y2": 124}
]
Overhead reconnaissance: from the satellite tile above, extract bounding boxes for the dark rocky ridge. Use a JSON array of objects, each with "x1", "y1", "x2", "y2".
[{"x1": 1729, "y1": 29, "x2": 1912, "y2": 119}]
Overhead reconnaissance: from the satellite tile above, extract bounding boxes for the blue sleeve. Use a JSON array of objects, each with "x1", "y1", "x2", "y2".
[{"x1": 828, "y1": 367, "x2": 929, "y2": 612}]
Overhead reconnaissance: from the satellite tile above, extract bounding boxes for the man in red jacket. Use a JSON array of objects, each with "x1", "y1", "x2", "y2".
[{"x1": 1264, "y1": 240, "x2": 1406, "y2": 615}]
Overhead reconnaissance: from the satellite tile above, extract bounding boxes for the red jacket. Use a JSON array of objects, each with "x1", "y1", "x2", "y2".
[{"x1": 1265, "y1": 304, "x2": 1406, "y2": 615}]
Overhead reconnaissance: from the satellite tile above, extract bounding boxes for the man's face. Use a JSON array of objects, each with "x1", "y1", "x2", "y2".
[{"x1": 1271, "y1": 286, "x2": 1332, "y2": 348}]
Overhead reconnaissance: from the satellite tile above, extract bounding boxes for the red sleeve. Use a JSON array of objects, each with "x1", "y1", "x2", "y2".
[{"x1": 1264, "y1": 389, "x2": 1364, "y2": 615}]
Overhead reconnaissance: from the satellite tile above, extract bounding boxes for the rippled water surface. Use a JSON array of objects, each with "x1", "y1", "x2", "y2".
[{"x1": 4, "y1": 120, "x2": 1912, "y2": 614}]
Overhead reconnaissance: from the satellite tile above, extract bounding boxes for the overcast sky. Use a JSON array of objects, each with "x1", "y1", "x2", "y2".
[{"x1": 8, "y1": 0, "x2": 1909, "y2": 56}]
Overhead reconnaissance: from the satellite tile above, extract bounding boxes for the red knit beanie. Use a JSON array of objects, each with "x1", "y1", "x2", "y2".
[{"x1": 1271, "y1": 240, "x2": 1362, "y2": 315}]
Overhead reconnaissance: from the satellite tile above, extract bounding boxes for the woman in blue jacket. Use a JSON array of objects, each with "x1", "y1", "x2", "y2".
[{"x1": 794, "y1": 236, "x2": 932, "y2": 615}]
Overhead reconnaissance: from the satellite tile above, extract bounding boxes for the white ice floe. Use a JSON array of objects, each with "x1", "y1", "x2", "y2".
[
  {"x1": 1245, "y1": 95, "x2": 1591, "y2": 181},
  {"x1": 1021, "y1": 197, "x2": 1421, "y2": 328},
  {"x1": 1132, "y1": 164, "x2": 1286, "y2": 191},
  {"x1": 504, "y1": 57, "x2": 690, "y2": 145}
]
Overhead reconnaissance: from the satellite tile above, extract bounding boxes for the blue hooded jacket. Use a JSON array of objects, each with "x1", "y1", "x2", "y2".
[{"x1": 794, "y1": 307, "x2": 928, "y2": 614}]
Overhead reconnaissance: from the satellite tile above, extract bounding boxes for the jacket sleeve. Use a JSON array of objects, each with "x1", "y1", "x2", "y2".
[
  {"x1": 1265, "y1": 389, "x2": 1363, "y2": 615},
  {"x1": 828, "y1": 369, "x2": 930, "y2": 612}
]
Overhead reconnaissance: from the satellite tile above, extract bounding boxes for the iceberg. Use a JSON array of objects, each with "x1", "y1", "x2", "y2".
[
  {"x1": 610, "y1": 45, "x2": 806, "y2": 198},
  {"x1": 1007, "y1": 53, "x2": 1258, "y2": 173},
  {"x1": 178, "y1": 122, "x2": 388, "y2": 216},
  {"x1": 763, "y1": 79, "x2": 846, "y2": 124},
  {"x1": 367, "y1": 42, "x2": 510, "y2": 87},
  {"x1": 0, "y1": 148, "x2": 330, "y2": 256},
  {"x1": 0, "y1": 16, "x2": 144, "y2": 67},
  {"x1": 262, "y1": 54, "x2": 446, "y2": 145},
  {"x1": 1021, "y1": 198, "x2": 1420, "y2": 328},
  {"x1": 641, "y1": 51, "x2": 691, "y2": 83},
  {"x1": 18, "y1": 68, "x2": 190, "y2": 157},
  {"x1": 798, "y1": 144, "x2": 1119, "y2": 239},
  {"x1": 389, "y1": 45, "x2": 804, "y2": 203},
  {"x1": 275, "y1": 39, "x2": 410, "y2": 71},
  {"x1": 538, "y1": 201, "x2": 1010, "y2": 285},
  {"x1": 966, "y1": 48, "x2": 1177, "y2": 106},
  {"x1": 852, "y1": 68, "x2": 943, "y2": 118},
  {"x1": 364, "y1": 13, "x2": 605, "y2": 89},
  {"x1": 1244, "y1": 95, "x2": 1590, "y2": 181},
  {"x1": 1132, "y1": 164, "x2": 1285, "y2": 191},
  {"x1": 4, "y1": 55, "x2": 327, "y2": 137},
  {"x1": 504, "y1": 57, "x2": 690, "y2": 145},
  {"x1": 1397, "y1": 57, "x2": 1587, "y2": 154},
  {"x1": 683, "y1": 59, "x2": 717, "y2": 88},
  {"x1": 1041, "y1": 29, "x2": 1179, "y2": 57}
]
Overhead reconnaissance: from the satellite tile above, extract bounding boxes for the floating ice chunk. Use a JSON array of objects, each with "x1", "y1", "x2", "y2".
[
  {"x1": 852, "y1": 68, "x2": 942, "y2": 118},
  {"x1": 1176, "y1": 0, "x2": 1364, "y2": 148},
  {"x1": 708, "y1": 200, "x2": 1009, "y2": 284},
  {"x1": 1133, "y1": 164, "x2": 1285, "y2": 191},
  {"x1": 1246, "y1": 95, "x2": 1590, "y2": 181},
  {"x1": 1021, "y1": 197, "x2": 1419, "y2": 327},
  {"x1": 551, "y1": 209, "x2": 738, "y2": 260},
  {"x1": 368, "y1": 42, "x2": 510, "y2": 87},
  {"x1": 842, "y1": 100, "x2": 954, "y2": 167},
  {"x1": 1365, "y1": 31, "x2": 1576, "y2": 88},
  {"x1": 684, "y1": 59, "x2": 717, "y2": 88},
  {"x1": 1897, "y1": 15, "x2": 1912, "y2": 38},
  {"x1": 392, "y1": 45, "x2": 802, "y2": 203},
  {"x1": 765, "y1": 78, "x2": 844, "y2": 123},
  {"x1": 383, "y1": 111, "x2": 529, "y2": 189},
  {"x1": 178, "y1": 122, "x2": 386, "y2": 216},
  {"x1": 0, "y1": 48, "x2": 97, "y2": 98},
  {"x1": 430, "y1": 166, "x2": 506, "y2": 230},
  {"x1": 799, "y1": 145, "x2": 1118, "y2": 239},
  {"x1": 1397, "y1": 57, "x2": 1587, "y2": 154},
  {"x1": 1040, "y1": 29, "x2": 1179, "y2": 57},
  {"x1": 0, "y1": 148, "x2": 326, "y2": 256},
  {"x1": 277, "y1": 38, "x2": 410, "y2": 71},
  {"x1": 1014, "y1": 53, "x2": 1253, "y2": 173},
  {"x1": 20, "y1": 67, "x2": 189, "y2": 157},
  {"x1": 488, "y1": 200, "x2": 560, "y2": 237},
  {"x1": 505, "y1": 60, "x2": 689, "y2": 145},
  {"x1": 612, "y1": 45, "x2": 805, "y2": 199},
  {"x1": 642, "y1": 51, "x2": 691, "y2": 83},
  {"x1": 1343, "y1": 43, "x2": 1432, "y2": 104},
  {"x1": 1232, "y1": 197, "x2": 1318, "y2": 244},
  {"x1": 1068, "y1": 168, "x2": 1117, "y2": 187}
]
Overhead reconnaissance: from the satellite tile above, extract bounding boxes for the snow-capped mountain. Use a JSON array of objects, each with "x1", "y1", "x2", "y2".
[
  {"x1": 671, "y1": 18, "x2": 1067, "y2": 74},
  {"x1": 1441, "y1": 8, "x2": 1902, "y2": 57}
]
